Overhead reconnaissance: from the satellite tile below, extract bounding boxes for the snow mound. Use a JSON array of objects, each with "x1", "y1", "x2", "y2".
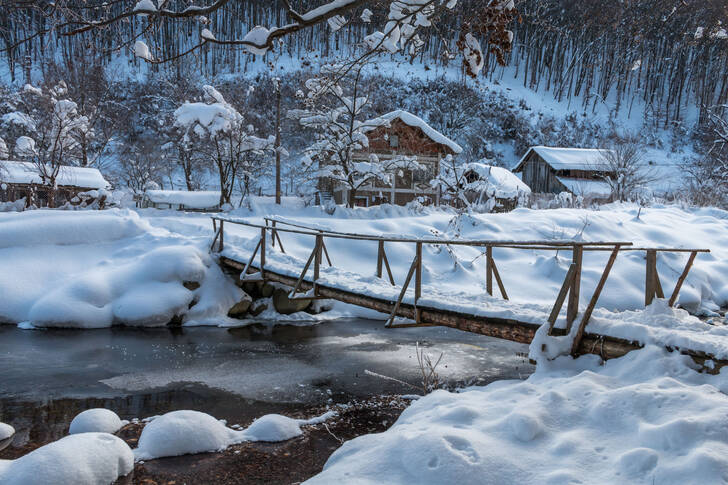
[
  {"x1": 27, "y1": 245, "x2": 206, "y2": 328},
  {"x1": 0, "y1": 422, "x2": 14, "y2": 441},
  {"x1": 0, "y1": 433, "x2": 133, "y2": 485},
  {"x1": 69, "y1": 409, "x2": 128, "y2": 435},
  {"x1": 306, "y1": 346, "x2": 728, "y2": 484},
  {"x1": 134, "y1": 410, "x2": 234, "y2": 460},
  {"x1": 0, "y1": 209, "x2": 148, "y2": 248},
  {"x1": 134, "y1": 409, "x2": 337, "y2": 460}
]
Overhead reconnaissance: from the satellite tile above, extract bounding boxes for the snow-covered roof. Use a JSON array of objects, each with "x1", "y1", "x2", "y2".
[
  {"x1": 556, "y1": 177, "x2": 612, "y2": 198},
  {"x1": 0, "y1": 161, "x2": 109, "y2": 189},
  {"x1": 144, "y1": 190, "x2": 221, "y2": 209},
  {"x1": 513, "y1": 146, "x2": 614, "y2": 172},
  {"x1": 363, "y1": 110, "x2": 463, "y2": 154},
  {"x1": 462, "y1": 163, "x2": 531, "y2": 198}
]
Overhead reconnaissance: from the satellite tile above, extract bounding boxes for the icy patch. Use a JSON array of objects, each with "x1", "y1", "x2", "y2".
[
  {"x1": 0, "y1": 433, "x2": 133, "y2": 485},
  {"x1": 69, "y1": 409, "x2": 128, "y2": 435}
]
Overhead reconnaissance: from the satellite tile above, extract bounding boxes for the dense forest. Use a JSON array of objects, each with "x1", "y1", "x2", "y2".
[{"x1": 3, "y1": 0, "x2": 727, "y2": 125}]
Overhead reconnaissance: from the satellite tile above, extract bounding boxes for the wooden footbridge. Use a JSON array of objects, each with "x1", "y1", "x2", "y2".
[{"x1": 210, "y1": 215, "x2": 716, "y2": 366}]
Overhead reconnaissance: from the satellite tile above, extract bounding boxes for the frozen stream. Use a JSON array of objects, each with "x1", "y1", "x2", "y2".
[{"x1": 0, "y1": 319, "x2": 532, "y2": 457}]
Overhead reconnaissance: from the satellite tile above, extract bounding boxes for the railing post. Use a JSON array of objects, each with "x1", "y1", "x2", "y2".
[
  {"x1": 669, "y1": 251, "x2": 698, "y2": 307},
  {"x1": 415, "y1": 242, "x2": 422, "y2": 303},
  {"x1": 260, "y1": 226, "x2": 266, "y2": 279},
  {"x1": 645, "y1": 249, "x2": 657, "y2": 306},
  {"x1": 566, "y1": 244, "x2": 582, "y2": 329},
  {"x1": 314, "y1": 234, "x2": 322, "y2": 287},
  {"x1": 218, "y1": 220, "x2": 224, "y2": 252},
  {"x1": 270, "y1": 220, "x2": 276, "y2": 249},
  {"x1": 486, "y1": 245, "x2": 493, "y2": 296},
  {"x1": 376, "y1": 240, "x2": 384, "y2": 279}
]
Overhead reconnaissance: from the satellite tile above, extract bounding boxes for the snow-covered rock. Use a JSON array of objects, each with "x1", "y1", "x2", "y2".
[
  {"x1": 134, "y1": 410, "x2": 233, "y2": 460},
  {"x1": 69, "y1": 409, "x2": 128, "y2": 435},
  {"x1": 0, "y1": 433, "x2": 133, "y2": 485},
  {"x1": 0, "y1": 422, "x2": 14, "y2": 441},
  {"x1": 240, "y1": 414, "x2": 307, "y2": 442}
]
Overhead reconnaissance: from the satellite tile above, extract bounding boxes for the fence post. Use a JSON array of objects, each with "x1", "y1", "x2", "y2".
[
  {"x1": 415, "y1": 242, "x2": 422, "y2": 303},
  {"x1": 260, "y1": 226, "x2": 266, "y2": 279},
  {"x1": 377, "y1": 240, "x2": 384, "y2": 279},
  {"x1": 645, "y1": 249, "x2": 657, "y2": 306},
  {"x1": 486, "y1": 246, "x2": 493, "y2": 296},
  {"x1": 566, "y1": 244, "x2": 582, "y2": 329},
  {"x1": 314, "y1": 234, "x2": 322, "y2": 285},
  {"x1": 218, "y1": 220, "x2": 224, "y2": 252}
]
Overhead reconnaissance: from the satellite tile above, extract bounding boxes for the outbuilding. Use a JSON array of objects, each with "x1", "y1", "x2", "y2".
[
  {"x1": 142, "y1": 189, "x2": 222, "y2": 211},
  {"x1": 512, "y1": 146, "x2": 615, "y2": 200},
  {"x1": 0, "y1": 160, "x2": 110, "y2": 207}
]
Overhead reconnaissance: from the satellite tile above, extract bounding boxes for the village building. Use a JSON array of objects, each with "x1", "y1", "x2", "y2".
[
  {"x1": 0, "y1": 160, "x2": 110, "y2": 207},
  {"x1": 441, "y1": 162, "x2": 531, "y2": 212},
  {"x1": 142, "y1": 189, "x2": 222, "y2": 211},
  {"x1": 324, "y1": 110, "x2": 463, "y2": 207},
  {"x1": 512, "y1": 146, "x2": 615, "y2": 200}
]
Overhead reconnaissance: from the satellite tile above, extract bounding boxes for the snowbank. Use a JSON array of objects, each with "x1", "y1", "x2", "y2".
[
  {"x1": 0, "y1": 433, "x2": 133, "y2": 485},
  {"x1": 307, "y1": 346, "x2": 728, "y2": 485},
  {"x1": 134, "y1": 409, "x2": 336, "y2": 460},
  {"x1": 69, "y1": 409, "x2": 128, "y2": 435},
  {"x1": 0, "y1": 209, "x2": 243, "y2": 327}
]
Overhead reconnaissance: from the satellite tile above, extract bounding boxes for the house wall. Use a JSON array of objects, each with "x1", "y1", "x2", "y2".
[{"x1": 0, "y1": 183, "x2": 90, "y2": 207}]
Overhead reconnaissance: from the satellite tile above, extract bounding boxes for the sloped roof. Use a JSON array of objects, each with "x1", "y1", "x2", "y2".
[
  {"x1": 513, "y1": 146, "x2": 614, "y2": 172},
  {"x1": 144, "y1": 190, "x2": 221, "y2": 209},
  {"x1": 362, "y1": 110, "x2": 463, "y2": 154},
  {"x1": 0, "y1": 161, "x2": 110, "y2": 189}
]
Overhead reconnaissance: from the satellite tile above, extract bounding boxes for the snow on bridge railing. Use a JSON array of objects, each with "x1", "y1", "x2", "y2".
[{"x1": 209, "y1": 215, "x2": 709, "y2": 356}]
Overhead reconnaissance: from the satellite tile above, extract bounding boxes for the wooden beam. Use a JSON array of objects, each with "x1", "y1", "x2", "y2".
[
  {"x1": 381, "y1": 243, "x2": 395, "y2": 285},
  {"x1": 260, "y1": 227, "x2": 266, "y2": 279},
  {"x1": 486, "y1": 246, "x2": 493, "y2": 296},
  {"x1": 240, "y1": 238, "x2": 262, "y2": 282},
  {"x1": 385, "y1": 254, "x2": 419, "y2": 328},
  {"x1": 376, "y1": 240, "x2": 384, "y2": 279},
  {"x1": 289, "y1": 244, "x2": 318, "y2": 297},
  {"x1": 547, "y1": 263, "x2": 577, "y2": 335},
  {"x1": 321, "y1": 237, "x2": 333, "y2": 266},
  {"x1": 669, "y1": 251, "x2": 698, "y2": 307},
  {"x1": 645, "y1": 249, "x2": 657, "y2": 306},
  {"x1": 490, "y1": 254, "x2": 508, "y2": 300},
  {"x1": 571, "y1": 245, "x2": 621, "y2": 355},
  {"x1": 314, "y1": 234, "x2": 322, "y2": 295},
  {"x1": 566, "y1": 245, "x2": 582, "y2": 328},
  {"x1": 218, "y1": 220, "x2": 224, "y2": 252}
]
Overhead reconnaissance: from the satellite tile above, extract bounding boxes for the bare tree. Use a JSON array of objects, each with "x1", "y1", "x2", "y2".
[{"x1": 598, "y1": 141, "x2": 656, "y2": 203}]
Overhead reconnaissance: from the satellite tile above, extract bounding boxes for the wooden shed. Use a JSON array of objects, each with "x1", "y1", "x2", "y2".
[
  {"x1": 0, "y1": 161, "x2": 110, "y2": 208},
  {"x1": 142, "y1": 190, "x2": 222, "y2": 211},
  {"x1": 323, "y1": 110, "x2": 462, "y2": 207},
  {"x1": 512, "y1": 146, "x2": 615, "y2": 199}
]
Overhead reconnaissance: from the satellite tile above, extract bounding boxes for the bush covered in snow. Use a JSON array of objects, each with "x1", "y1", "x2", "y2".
[{"x1": 69, "y1": 409, "x2": 128, "y2": 435}]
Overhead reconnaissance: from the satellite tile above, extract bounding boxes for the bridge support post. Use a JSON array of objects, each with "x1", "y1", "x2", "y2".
[
  {"x1": 218, "y1": 220, "x2": 224, "y2": 252},
  {"x1": 566, "y1": 245, "x2": 582, "y2": 331},
  {"x1": 486, "y1": 246, "x2": 493, "y2": 296},
  {"x1": 377, "y1": 240, "x2": 384, "y2": 279},
  {"x1": 314, "y1": 234, "x2": 322, "y2": 295}
]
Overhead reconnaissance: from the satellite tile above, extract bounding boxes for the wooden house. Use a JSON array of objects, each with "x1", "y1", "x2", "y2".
[
  {"x1": 0, "y1": 160, "x2": 110, "y2": 208},
  {"x1": 323, "y1": 110, "x2": 462, "y2": 207},
  {"x1": 142, "y1": 189, "x2": 222, "y2": 211},
  {"x1": 512, "y1": 146, "x2": 615, "y2": 200}
]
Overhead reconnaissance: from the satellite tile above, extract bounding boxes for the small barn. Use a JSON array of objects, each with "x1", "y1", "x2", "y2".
[
  {"x1": 142, "y1": 189, "x2": 222, "y2": 211},
  {"x1": 322, "y1": 110, "x2": 462, "y2": 207},
  {"x1": 512, "y1": 146, "x2": 615, "y2": 200},
  {"x1": 0, "y1": 160, "x2": 110, "y2": 208}
]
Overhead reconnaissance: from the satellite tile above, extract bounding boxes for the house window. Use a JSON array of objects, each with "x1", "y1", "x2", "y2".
[{"x1": 389, "y1": 135, "x2": 399, "y2": 148}]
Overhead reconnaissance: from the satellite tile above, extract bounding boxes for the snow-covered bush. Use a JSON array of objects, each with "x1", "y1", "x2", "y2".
[{"x1": 69, "y1": 409, "x2": 127, "y2": 435}]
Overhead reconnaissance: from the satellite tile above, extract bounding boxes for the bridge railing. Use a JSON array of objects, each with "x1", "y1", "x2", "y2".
[{"x1": 210, "y1": 215, "x2": 709, "y2": 355}]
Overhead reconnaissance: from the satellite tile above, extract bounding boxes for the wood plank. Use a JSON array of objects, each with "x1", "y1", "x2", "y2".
[
  {"x1": 669, "y1": 251, "x2": 698, "y2": 307},
  {"x1": 385, "y1": 254, "x2": 419, "y2": 327},
  {"x1": 486, "y1": 246, "x2": 493, "y2": 296},
  {"x1": 571, "y1": 245, "x2": 621, "y2": 355},
  {"x1": 547, "y1": 263, "x2": 577, "y2": 335},
  {"x1": 645, "y1": 249, "x2": 656, "y2": 306},
  {"x1": 376, "y1": 240, "x2": 384, "y2": 279},
  {"x1": 381, "y1": 244, "x2": 395, "y2": 285}
]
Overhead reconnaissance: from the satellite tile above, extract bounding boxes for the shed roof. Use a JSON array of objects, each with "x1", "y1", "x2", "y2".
[
  {"x1": 0, "y1": 161, "x2": 110, "y2": 189},
  {"x1": 362, "y1": 110, "x2": 463, "y2": 154},
  {"x1": 144, "y1": 189, "x2": 221, "y2": 209},
  {"x1": 512, "y1": 146, "x2": 614, "y2": 172}
]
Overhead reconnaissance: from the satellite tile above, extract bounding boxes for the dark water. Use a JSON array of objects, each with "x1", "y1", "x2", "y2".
[{"x1": 0, "y1": 319, "x2": 532, "y2": 456}]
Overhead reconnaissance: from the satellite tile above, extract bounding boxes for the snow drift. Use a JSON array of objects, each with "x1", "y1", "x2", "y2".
[{"x1": 306, "y1": 346, "x2": 728, "y2": 485}]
